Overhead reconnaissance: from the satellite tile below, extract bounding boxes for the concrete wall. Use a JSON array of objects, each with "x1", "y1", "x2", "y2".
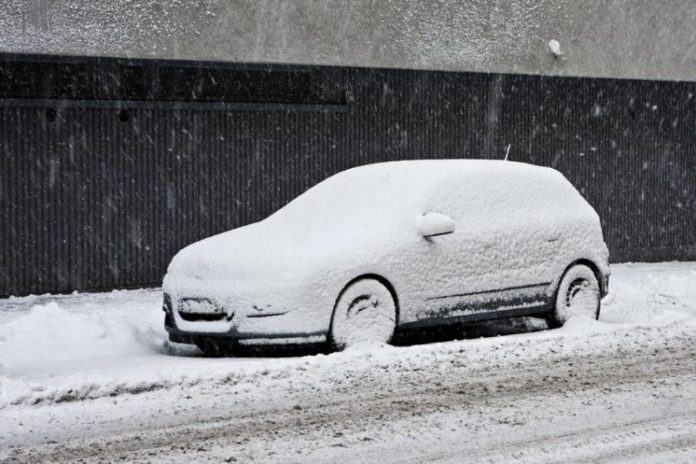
[{"x1": 1, "y1": 0, "x2": 695, "y2": 81}]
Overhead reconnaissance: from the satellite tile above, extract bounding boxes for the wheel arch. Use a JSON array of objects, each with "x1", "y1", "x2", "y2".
[
  {"x1": 329, "y1": 273, "x2": 402, "y2": 330},
  {"x1": 555, "y1": 258, "x2": 606, "y2": 297}
]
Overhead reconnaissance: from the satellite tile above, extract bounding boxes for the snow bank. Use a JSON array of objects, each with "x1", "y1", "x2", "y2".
[
  {"x1": 0, "y1": 289, "x2": 186, "y2": 407},
  {"x1": 601, "y1": 262, "x2": 696, "y2": 324},
  {"x1": 1, "y1": 302, "x2": 157, "y2": 368}
]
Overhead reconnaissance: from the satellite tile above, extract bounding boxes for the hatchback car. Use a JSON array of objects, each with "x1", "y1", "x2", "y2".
[{"x1": 163, "y1": 160, "x2": 610, "y2": 355}]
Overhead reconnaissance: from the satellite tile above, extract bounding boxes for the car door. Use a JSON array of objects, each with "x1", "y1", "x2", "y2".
[{"x1": 410, "y1": 171, "x2": 555, "y2": 323}]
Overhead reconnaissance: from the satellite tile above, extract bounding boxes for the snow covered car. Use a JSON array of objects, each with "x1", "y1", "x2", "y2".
[{"x1": 163, "y1": 160, "x2": 610, "y2": 355}]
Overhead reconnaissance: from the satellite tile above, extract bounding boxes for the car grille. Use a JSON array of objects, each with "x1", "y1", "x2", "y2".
[{"x1": 179, "y1": 312, "x2": 227, "y2": 322}]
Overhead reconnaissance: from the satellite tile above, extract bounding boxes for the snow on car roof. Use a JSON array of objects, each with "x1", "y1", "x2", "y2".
[
  {"x1": 271, "y1": 159, "x2": 571, "y2": 222},
  {"x1": 286, "y1": 159, "x2": 564, "y2": 200},
  {"x1": 318, "y1": 159, "x2": 558, "y2": 185}
]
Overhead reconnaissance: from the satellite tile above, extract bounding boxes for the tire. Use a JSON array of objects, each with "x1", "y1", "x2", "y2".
[
  {"x1": 195, "y1": 337, "x2": 235, "y2": 357},
  {"x1": 329, "y1": 278, "x2": 397, "y2": 350},
  {"x1": 547, "y1": 264, "x2": 601, "y2": 328}
]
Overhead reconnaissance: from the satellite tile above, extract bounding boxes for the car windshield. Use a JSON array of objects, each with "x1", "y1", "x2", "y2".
[{"x1": 267, "y1": 163, "x2": 428, "y2": 232}]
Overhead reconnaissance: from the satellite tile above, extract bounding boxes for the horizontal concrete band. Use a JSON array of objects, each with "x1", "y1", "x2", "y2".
[{"x1": 1, "y1": 0, "x2": 695, "y2": 82}]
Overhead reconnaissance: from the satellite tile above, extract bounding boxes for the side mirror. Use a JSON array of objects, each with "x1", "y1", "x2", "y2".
[{"x1": 419, "y1": 212, "x2": 455, "y2": 238}]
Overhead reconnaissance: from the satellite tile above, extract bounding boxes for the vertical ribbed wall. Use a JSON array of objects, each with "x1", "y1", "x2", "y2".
[
  {"x1": 500, "y1": 74, "x2": 696, "y2": 262},
  {"x1": 1, "y1": 58, "x2": 695, "y2": 296}
]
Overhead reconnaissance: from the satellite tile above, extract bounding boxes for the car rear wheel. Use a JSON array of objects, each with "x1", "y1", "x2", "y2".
[
  {"x1": 547, "y1": 264, "x2": 601, "y2": 328},
  {"x1": 329, "y1": 278, "x2": 397, "y2": 350}
]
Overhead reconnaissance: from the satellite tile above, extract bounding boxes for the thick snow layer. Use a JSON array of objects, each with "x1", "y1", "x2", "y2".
[
  {"x1": 0, "y1": 290, "x2": 196, "y2": 407},
  {"x1": 0, "y1": 262, "x2": 694, "y2": 411},
  {"x1": 163, "y1": 160, "x2": 608, "y2": 339}
]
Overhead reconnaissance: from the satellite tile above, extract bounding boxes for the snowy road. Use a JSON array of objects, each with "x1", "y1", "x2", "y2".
[{"x1": 1, "y1": 262, "x2": 696, "y2": 463}]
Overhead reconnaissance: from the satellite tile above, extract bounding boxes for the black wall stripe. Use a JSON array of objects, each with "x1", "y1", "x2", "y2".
[{"x1": 1, "y1": 53, "x2": 695, "y2": 296}]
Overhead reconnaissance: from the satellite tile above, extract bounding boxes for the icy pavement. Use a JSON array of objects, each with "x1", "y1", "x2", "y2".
[{"x1": 1, "y1": 262, "x2": 696, "y2": 463}]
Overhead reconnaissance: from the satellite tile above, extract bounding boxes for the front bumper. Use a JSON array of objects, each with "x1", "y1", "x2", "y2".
[
  {"x1": 165, "y1": 316, "x2": 236, "y2": 344},
  {"x1": 163, "y1": 295, "x2": 327, "y2": 346}
]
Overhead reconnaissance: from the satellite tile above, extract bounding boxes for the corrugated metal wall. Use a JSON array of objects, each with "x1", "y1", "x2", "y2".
[
  {"x1": 501, "y1": 75, "x2": 696, "y2": 262},
  {"x1": 1, "y1": 54, "x2": 694, "y2": 296}
]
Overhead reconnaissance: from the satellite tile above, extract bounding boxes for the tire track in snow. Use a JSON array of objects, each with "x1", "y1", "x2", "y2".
[{"x1": 451, "y1": 413, "x2": 696, "y2": 464}]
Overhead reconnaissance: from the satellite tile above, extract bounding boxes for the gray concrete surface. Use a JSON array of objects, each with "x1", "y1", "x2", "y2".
[{"x1": 1, "y1": 0, "x2": 695, "y2": 81}]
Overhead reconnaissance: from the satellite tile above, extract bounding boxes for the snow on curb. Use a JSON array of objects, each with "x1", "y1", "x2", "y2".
[{"x1": 3, "y1": 315, "x2": 695, "y2": 409}]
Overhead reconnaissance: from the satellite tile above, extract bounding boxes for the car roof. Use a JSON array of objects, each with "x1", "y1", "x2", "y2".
[
  {"x1": 272, "y1": 159, "x2": 574, "y2": 222},
  {"x1": 344, "y1": 158, "x2": 550, "y2": 172},
  {"x1": 330, "y1": 159, "x2": 563, "y2": 188}
]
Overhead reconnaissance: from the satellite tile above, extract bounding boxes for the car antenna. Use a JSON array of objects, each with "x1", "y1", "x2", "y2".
[{"x1": 504, "y1": 144, "x2": 511, "y2": 161}]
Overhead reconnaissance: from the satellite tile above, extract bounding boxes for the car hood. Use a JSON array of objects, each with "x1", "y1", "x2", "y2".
[
  {"x1": 163, "y1": 214, "x2": 414, "y2": 291},
  {"x1": 165, "y1": 219, "x2": 308, "y2": 284}
]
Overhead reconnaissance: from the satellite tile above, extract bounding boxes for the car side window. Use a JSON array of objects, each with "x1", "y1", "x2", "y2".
[
  {"x1": 426, "y1": 174, "x2": 509, "y2": 228},
  {"x1": 426, "y1": 171, "x2": 565, "y2": 232}
]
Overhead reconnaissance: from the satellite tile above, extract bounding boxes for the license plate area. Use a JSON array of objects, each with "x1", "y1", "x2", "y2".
[{"x1": 179, "y1": 298, "x2": 223, "y2": 315}]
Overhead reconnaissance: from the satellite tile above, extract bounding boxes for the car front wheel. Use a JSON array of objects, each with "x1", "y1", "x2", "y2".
[
  {"x1": 547, "y1": 264, "x2": 601, "y2": 328},
  {"x1": 329, "y1": 278, "x2": 397, "y2": 350}
]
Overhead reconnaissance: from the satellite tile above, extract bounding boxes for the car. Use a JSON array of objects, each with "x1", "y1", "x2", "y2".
[{"x1": 162, "y1": 160, "x2": 610, "y2": 356}]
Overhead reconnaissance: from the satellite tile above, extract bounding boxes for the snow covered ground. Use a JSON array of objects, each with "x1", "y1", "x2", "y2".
[{"x1": 1, "y1": 262, "x2": 696, "y2": 463}]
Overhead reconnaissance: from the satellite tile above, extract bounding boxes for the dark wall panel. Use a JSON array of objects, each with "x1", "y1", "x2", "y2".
[
  {"x1": 1, "y1": 53, "x2": 695, "y2": 296},
  {"x1": 500, "y1": 75, "x2": 696, "y2": 262}
]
